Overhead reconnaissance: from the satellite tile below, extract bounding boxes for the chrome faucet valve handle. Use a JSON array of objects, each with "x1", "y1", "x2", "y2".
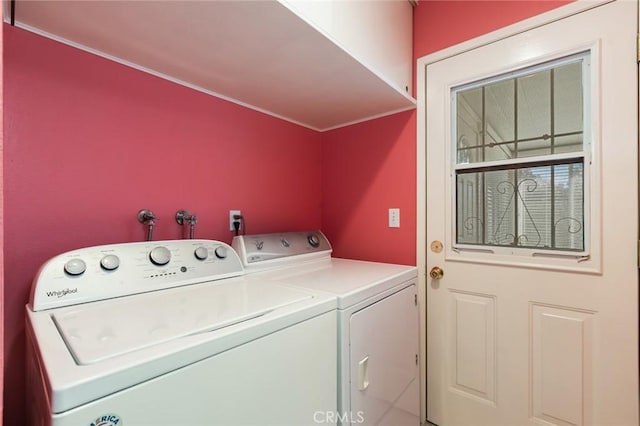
[
  {"x1": 137, "y1": 209, "x2": 157, "y2": 241},
  {"x1": 176, "y1": 210, "x2": 197, "y2": 239},
  {"x1": 137, "y1": 209, "x2": 156, "y2": 224},
  {"x1": 188, "y1": 214, "x2": 197, "y2": 239},
  {"x1": 175, "y1": 210, "x2": 190, "y2": 226}
]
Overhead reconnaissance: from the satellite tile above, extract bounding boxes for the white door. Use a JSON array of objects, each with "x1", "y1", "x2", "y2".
[{"x1": 425, "y1": 1, "x2": 638, "y2": 425}]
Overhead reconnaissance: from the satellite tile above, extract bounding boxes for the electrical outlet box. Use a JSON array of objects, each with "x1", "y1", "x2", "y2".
[
  {"x1": 388, "y1": 208, "x2": 400, "y2": 228},
  {"x1": 229, "y1": 210, "x2": 242, "y2": 231}
]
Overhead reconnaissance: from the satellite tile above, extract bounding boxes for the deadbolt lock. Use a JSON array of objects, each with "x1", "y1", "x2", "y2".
[{"x1": 429, "y1": 266, "x2": 444, "y2": 280}]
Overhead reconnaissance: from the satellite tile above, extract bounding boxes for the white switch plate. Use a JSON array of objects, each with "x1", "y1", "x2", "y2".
[{"x1": 388, "y1": 208, "x2": 400, "y2": 228}]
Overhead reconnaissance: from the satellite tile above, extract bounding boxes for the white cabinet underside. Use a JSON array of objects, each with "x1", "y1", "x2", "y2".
[{"x1": 7, "y1": 0, "x2": 416, "y2": 131}]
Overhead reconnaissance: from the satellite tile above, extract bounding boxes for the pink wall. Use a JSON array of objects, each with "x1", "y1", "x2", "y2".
[
  {"x1": 414, "y1": 0, "x2": 572, "y2": 59},
  {"x1": 3, "y1": 25, "x2": 322, "y2": 425},
  {"x1": 322, "y1": 111, "x2": 416, "y2": 265}
]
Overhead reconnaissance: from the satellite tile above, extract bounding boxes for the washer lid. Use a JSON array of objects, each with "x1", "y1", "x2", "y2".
[{"x1": 52, "y1": 278, "x2": 312, "y2": 365}]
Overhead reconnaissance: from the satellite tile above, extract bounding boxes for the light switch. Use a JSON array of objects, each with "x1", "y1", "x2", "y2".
[{"x1": 389, "y1": 208, "x2": 400, "y2": 228}]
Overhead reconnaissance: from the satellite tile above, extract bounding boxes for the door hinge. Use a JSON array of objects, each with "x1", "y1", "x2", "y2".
[
  {"x1": 414, "y1": 294, "x2": 418, "y2": 306},
  {"x1": 415, "y1": 354, "x2": 419, "y2": 365},
  {"x1": 637, "y1": 33, "x2": 640, "y2": 62},
  {"x1": 637, "y1": 240, "x2": 640, "y2": 267}
]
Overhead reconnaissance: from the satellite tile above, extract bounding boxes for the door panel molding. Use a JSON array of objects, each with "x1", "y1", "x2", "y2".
[
  {"x1": 530, "y1": 303, "x2": 594, "y2": 426},
  {"x1": 448, "y1": 290, "x2": 496, "y2": 404}
]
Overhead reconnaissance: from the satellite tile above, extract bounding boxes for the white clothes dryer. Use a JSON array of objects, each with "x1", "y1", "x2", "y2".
[
  {"x1": 26, "y1": 239, "x2": 338, "y2": 426},
  {"x1": 233, "y1": 231, "x2": 420, "y2": 426}
]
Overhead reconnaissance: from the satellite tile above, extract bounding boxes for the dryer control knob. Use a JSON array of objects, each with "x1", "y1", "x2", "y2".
[
  {"x1": 215, "y1": 246, "x2": 228, "y2": 259},
  {"x1": 149, "y1": 246, "x2": 171, "y2": 266},
  {"x1": 307, "y1": 234, "x2": 320, "y2": 248},
  {"x1": 100, "y1": 254, "x2": 120, "y2": 271},
  {"x1": 194, "y1": 246, "x2": 209, "y2": 260},
  {"x1": 64, "y1": 258, "x2": 87, "y2": 276}
]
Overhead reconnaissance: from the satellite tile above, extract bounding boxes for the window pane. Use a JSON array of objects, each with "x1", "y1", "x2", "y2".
[
  {"x1": 456, "y1": 172, "x2": 486, "y2": 244},
  {"x1": 458, "y1": 147, "x2": 480, "y2": 164},
  {"x1": 452, "y1": 53, "x2": 588, "y2": 254},
  {"x1": 456, "y1": 162, "x2": 584, "y2": 251},
  {"x1": 485, "y1": 80, "x2": 515, "y2": 145},
  {"x1": 517, "y1": 70, "x2": 551, "y2": 141},
  {"x1": 553, "y1": 163, "x2": 584, "y2": 250},
  {"x1": 554, "y1": 61, "x2": 583, "y2": 137},
  {"x1": 554, "y1": 134, "x2": 582, "y2": 154},
  {"x1": 453, "y1": 55, "x2": 585, "y2": 164},
  {"x1": 485, "y1": 169, "x2": 516, "y2": 245},
  {"x1": 457, "y1": 87, "x2": 482, "y2": 152},
  {"x1": 514, "y1": 137, "x2": 551, "y2": 158},
  {"x1": 486, "y1": 142, "x2": 513, "y2": 161}
]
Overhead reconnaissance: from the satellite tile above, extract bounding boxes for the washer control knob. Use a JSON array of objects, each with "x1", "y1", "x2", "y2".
[
  {"x1": 64, "y1": 258, "x2": 87, "y2": 276},
  {"x1": 194, "y1": 246, "x2": 209, "y2": 260},
  {"x1": 100, "y1": 254, "x2": 120, "y2": 271},
  {"x1": 307, "y1": 234, "x2": 320, "y2": 248},
  {"x1": 149, "y1": 246, "x2": 171, "y2": 266},
  {"x1": 215, "y1": 246, "x2": 228, "y2": 259}
]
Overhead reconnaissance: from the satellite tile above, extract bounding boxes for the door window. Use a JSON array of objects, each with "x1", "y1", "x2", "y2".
[{"x1": 453, "y1": 53, "x2": 589, "y2": 253}]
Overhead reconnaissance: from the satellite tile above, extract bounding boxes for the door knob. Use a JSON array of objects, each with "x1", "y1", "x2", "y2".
[{"x1": 429, "y1": 266, "x2": 444, "y2": 280}]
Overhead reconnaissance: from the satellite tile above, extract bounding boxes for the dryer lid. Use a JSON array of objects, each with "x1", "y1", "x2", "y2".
[{"x1": 52, "y1": 279, "x2": 312, "y2": 365}]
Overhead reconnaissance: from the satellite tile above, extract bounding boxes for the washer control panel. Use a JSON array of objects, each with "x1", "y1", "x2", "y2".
[
  {"x1": 30, "y1": 239, "x2": 244, "y2": 311},
  {"x1": 232, "y1": 230, "x2": 332, "y2": 266}
]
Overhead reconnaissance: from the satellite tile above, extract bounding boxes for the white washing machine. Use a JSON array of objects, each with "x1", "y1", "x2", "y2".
[
  {"x1": 26, "y1": 239, "x2": 338, "y2": 426},
  {"x1": 232, "y1": 231, "x2": 420, "y2": 426}
]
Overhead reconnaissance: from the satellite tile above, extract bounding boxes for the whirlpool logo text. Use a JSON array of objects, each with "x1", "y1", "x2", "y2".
[{"x1": 46, "y1": 288, "x2": 78, "y2": 298}]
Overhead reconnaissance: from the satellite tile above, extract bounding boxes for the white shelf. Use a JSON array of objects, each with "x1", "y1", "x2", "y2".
[{"x1": 7, "y1": 0, "x2": 416, "y2": 131}]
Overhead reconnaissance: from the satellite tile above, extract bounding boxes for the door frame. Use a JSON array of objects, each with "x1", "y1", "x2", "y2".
[{"x1": 415, "y1": 0, "x2": 618, "y2": 423}]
